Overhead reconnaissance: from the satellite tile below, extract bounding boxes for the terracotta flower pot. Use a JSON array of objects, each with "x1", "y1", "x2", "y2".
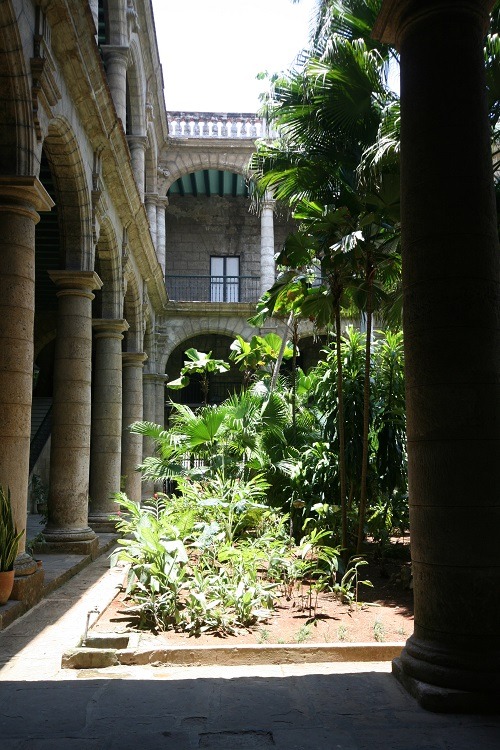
[{"x1": 0, "y1": 569, "x2": 15, "y2": 605}]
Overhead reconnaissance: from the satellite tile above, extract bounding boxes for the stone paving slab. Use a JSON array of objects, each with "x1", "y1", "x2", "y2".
[{"x1": 1, "y1": 544, "x2": 499, "y2": 749}]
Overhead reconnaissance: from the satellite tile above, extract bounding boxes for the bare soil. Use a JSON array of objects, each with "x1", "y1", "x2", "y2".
[{"x1": 92, "y1": 539, "x2": 413, "y2": 647}]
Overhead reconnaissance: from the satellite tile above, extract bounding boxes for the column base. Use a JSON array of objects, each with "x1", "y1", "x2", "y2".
[
  {"x1": 11, "y1": 567, "x2": 45, "y2": 607},
  {"x1": 36, "y1": 537, "x2": 99, "y2": 558},
  {"x1": 14, "y1": 551, "x2": 38, "y2": 576},
  {"x1": 393, "y1": 657, "x2": 500, "y2": 714},
  {"x1": 88, "y1": 512, "x2": 119, "y2": 533},
  {"x1": 40, "y1": 526, "x2": 99, "y2": 558}
]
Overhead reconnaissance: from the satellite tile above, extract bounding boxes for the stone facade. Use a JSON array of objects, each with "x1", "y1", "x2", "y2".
[{"x1": 0, "y1": 0, "x2": 296, "y2": 601}]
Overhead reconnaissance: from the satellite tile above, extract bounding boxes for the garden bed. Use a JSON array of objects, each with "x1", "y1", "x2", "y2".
[{"x1": 91, "y1": 540, "x2": 413, "y2": 648}]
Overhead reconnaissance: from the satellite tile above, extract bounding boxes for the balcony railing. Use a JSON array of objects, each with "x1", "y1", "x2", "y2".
[
  {"x1": 166, "y1": 275, "x2": 261, "y2": 303},
  {"x1": 167, "y1": 111, "x2": 273, "y2": 140}
]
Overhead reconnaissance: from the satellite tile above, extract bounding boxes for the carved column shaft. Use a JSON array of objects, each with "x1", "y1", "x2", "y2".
[
  {"x1": 127, "y1": 135, "x2": 147, "y2": 201},
  {"x1": 260, "y1": 195, "x2": 276, "y2": 296},
  {"x1": 44, "y1": 271, "x2": 102, "y2": 552},
  {"x1": 375, "y1": 0, "x2": 500, "y2": 709},
  {"x1": 156, "y1": 198, "x2": 167, "y2": 278},
  {"x1": 101, "y1": 46, "x2": 129, "y2": 124},
  {"x1": 121, "y1": 351, "x2": 146, "y2": 502},
  {"x1": 89, "y1": 319, "x2": 129, "y2": 530},
  {"x1": 0, "y1": 178, "x2": 53, "y2": 575},
  {"x1": 145, "y1": 193, "x2": 158, "y2": 250}
]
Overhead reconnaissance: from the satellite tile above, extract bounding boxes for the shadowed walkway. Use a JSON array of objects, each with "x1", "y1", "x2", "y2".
[{"x1": 0, "y1": 544, "x2": 499, "y2": 748}]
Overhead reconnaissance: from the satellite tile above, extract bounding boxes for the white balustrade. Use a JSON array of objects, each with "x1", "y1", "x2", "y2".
[{"x1": 167, "y1": 111, "x2": 271, "y2": 140}]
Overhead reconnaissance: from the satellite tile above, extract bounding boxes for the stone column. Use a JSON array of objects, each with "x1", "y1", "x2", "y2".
[
  {"x1": 374, "y1": 0, "x2": 500, "y2": 711},
  {"x1": 43, "y1": 271, "x2": 102, "y2": 555},
  {"x1": 156, "y1": 197, "x2": 168, "y2": 278},
  {"x1": 155, "y1": 373, "x2": 167, "y2": 428},
  {"x1": 121, "y1": 352, "x2": 147, "y2": 502},
  {"x1": 127, "y1": 135, "x2": 147, "y2": 201},
  {"x1": 0, "y1": 177, "x2": 53, "y2": 586},
  {"x1": 145, "y1": 193, "x2": 158, "y2": 250},
  {"x1": 142, "y1": 373, "x2": 158, "y2": 499},
  {"x1": 260, "y1": 193, "x2": 276, "y2": 296},
  {"x1": 88, "y1": 318, "x2": 129, "y2": 531},
  {"x1": 141, "y1": 372, "x2": 168, "y2": 497},
  {"x1": 101, "y1": 46, "x2": 129, "y2": 124}
]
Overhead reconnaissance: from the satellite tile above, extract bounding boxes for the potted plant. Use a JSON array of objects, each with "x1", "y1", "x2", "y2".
[{"x1": 0, "y1": 486, "x2": 24, "y2": 605}]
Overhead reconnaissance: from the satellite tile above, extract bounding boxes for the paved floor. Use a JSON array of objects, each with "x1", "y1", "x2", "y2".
[{"x1": 0, "y1": 528, "x2": 499, "y2": 749}]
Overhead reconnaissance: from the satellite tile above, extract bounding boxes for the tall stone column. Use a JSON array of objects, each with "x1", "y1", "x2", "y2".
[
  {"x1": 141, "y1": 372, "x2": 167, "y2": 497},
  {"x1": 156, "y1": 197, "x2": 168, "y2": 278},
  {"x1": 127, "y1": 135, "x2": 147, "y2": 201},
  {"x1": 101, "y1": 46, "x2": 129, "y2": 124},
  {"x1": 155, "y1": 373, "x2": 167, "y2": 428},
  {"x1": 88, "y1": 318, "x2": 129, "y2": 531},
  {"x1": 43, "y1": 271, "x2": 102, "y2": 555},
  {"x1": 121, "y1": 352, "x2": 147, "y2": 502},
  {"x1": 142, "y1": 373, "x2": 158, "y2": 499},
  {"x1": 374, "y1": 0, "x2": 500, "y2": 711},
  {"x1": 260, "y1": 193, "x2": 275, "y2": 296},
  {"x1": 0, "y1": 177, "x2": 53, "y2": 585},
  {"x1": 145, "y1": 193, "x2": 158, "y2": 250}
]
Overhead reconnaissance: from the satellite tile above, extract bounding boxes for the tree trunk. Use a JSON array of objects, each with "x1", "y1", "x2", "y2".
[
  {"x1": 335, "y1": 306, "x2": 348, "y2": 558},
  {"x1": 357, "y1": 273, "x2": 373, "y2": 553}
]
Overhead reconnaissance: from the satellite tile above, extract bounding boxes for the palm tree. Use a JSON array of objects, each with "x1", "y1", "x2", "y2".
[{"x1": 251, "y1": 6, "x2": 400, "y2": 551}]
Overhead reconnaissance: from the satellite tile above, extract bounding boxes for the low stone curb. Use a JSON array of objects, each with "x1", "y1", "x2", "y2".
[{"x1": 62, "y1": 640, "x2": 403, "y2": 669}]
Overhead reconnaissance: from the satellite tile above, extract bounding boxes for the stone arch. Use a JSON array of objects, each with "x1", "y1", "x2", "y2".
[
  {"x1": 159, "y1": 315, "x2": 257, "y2": 374},
  {"x1": 94, "y1": 216, "x2": 122, "y2": 319},
  {"x1": 0, "y1": 0, "x2": 36, "y2": 175},
  {"x1": 163, "y1": 150, "x2": 253, "y2": 192},
  {"x1": 125, "y1": 41, "x2": 146, "y2": 136},
  {"x1": 42, "y1": 117, "x2": 93, "y2": 270}
]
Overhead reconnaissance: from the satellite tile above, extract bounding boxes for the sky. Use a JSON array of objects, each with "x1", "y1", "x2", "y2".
[{"x1": 151, "y1": 0, "x2": 318, "y2": 113}]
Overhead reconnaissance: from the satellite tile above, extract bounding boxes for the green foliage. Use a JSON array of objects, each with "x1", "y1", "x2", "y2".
[
  {"x1": 308, "y1": 327, "x2": 407, "y2": 546},
  {"x1": 229, "y1": 333, "x2": 293, "y2": 386},
  {"x1": 0, "y1": 486, "x2": 24, "y2": 572},
  {"x1": 167, "y1": 348, "x2": 230, "y2": 404}
]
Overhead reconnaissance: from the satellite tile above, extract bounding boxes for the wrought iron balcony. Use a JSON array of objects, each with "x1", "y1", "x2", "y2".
[{"x1": 165, "y1": 275, "x2": 261, "y2": 303}]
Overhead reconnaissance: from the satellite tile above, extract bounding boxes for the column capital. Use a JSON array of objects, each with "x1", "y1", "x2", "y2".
[
  {"x1": 157, "y1": 195, "x2": 169, "y2": 208},
  {"x1": 143, "y1": 372, "x2": 167, "y2": 384},
  {"x1": 127, "y1": 134, "x2": 148, "y2": 151},
  {"x1": 100, "y1": 44, "x2": 130, "y2": 65},
  {"x1": 261, "y1": 198, "x2": 276, "y2": 213},
  {"x1": 144, "y1": 192, "x2": 159, "y2": 206},
  {"x1": 0, "y1": 176, "x2": 54, "y2": 214},
  {"x1": 48, "y1": 270, "x2": 103, "y2": 296},
  {"x1": 92, "y1": 317, "x2": 129, "y2": 338},
  {"x1": 122, "y1": 351, "x2": 147, "y2": 367},
  {"x1": 373, "y1": 0, "x2": 495, "y2": 47}
]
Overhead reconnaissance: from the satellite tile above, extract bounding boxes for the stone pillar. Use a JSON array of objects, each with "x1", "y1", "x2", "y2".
[
  {"x1": 141, "y1": 372, "x2": 167, "y2": 498},
  {"x1": 121, "y1": 351, "x2": 147, "y2": 502},
  {"x1": 145, "y1": 193, "x2": 158, "y2": 250},
  {"x1": 127, "y1": 135, "x2": 147, "y2": 201},
  {"x1": 43, "y1": 271, "x2": 102, "y2": 555},
  {"x1": 156, "y1": 197, "x2": 168, "y2": 278},
  {"x1": 374, "y1": 0, "x2": 500, "y2": 711},
  {"x1": 260, "y1": 193, "x2": 276, "y2": 295},
  {"x1": 88, "y1": 318, "x2": 129, "y2": 531},
  {"x1": 101, "y1": 46, "x2": 129, "y2": 125},
  {"x1": 155, "y1": 373, "x2": 167, "y2": 427},
  {"x1": 142, "y1": 373, "x2": 158, "y2": 499},
  {"x1": 0, "y1": 177, "x2": 53, "y2": 585}
]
